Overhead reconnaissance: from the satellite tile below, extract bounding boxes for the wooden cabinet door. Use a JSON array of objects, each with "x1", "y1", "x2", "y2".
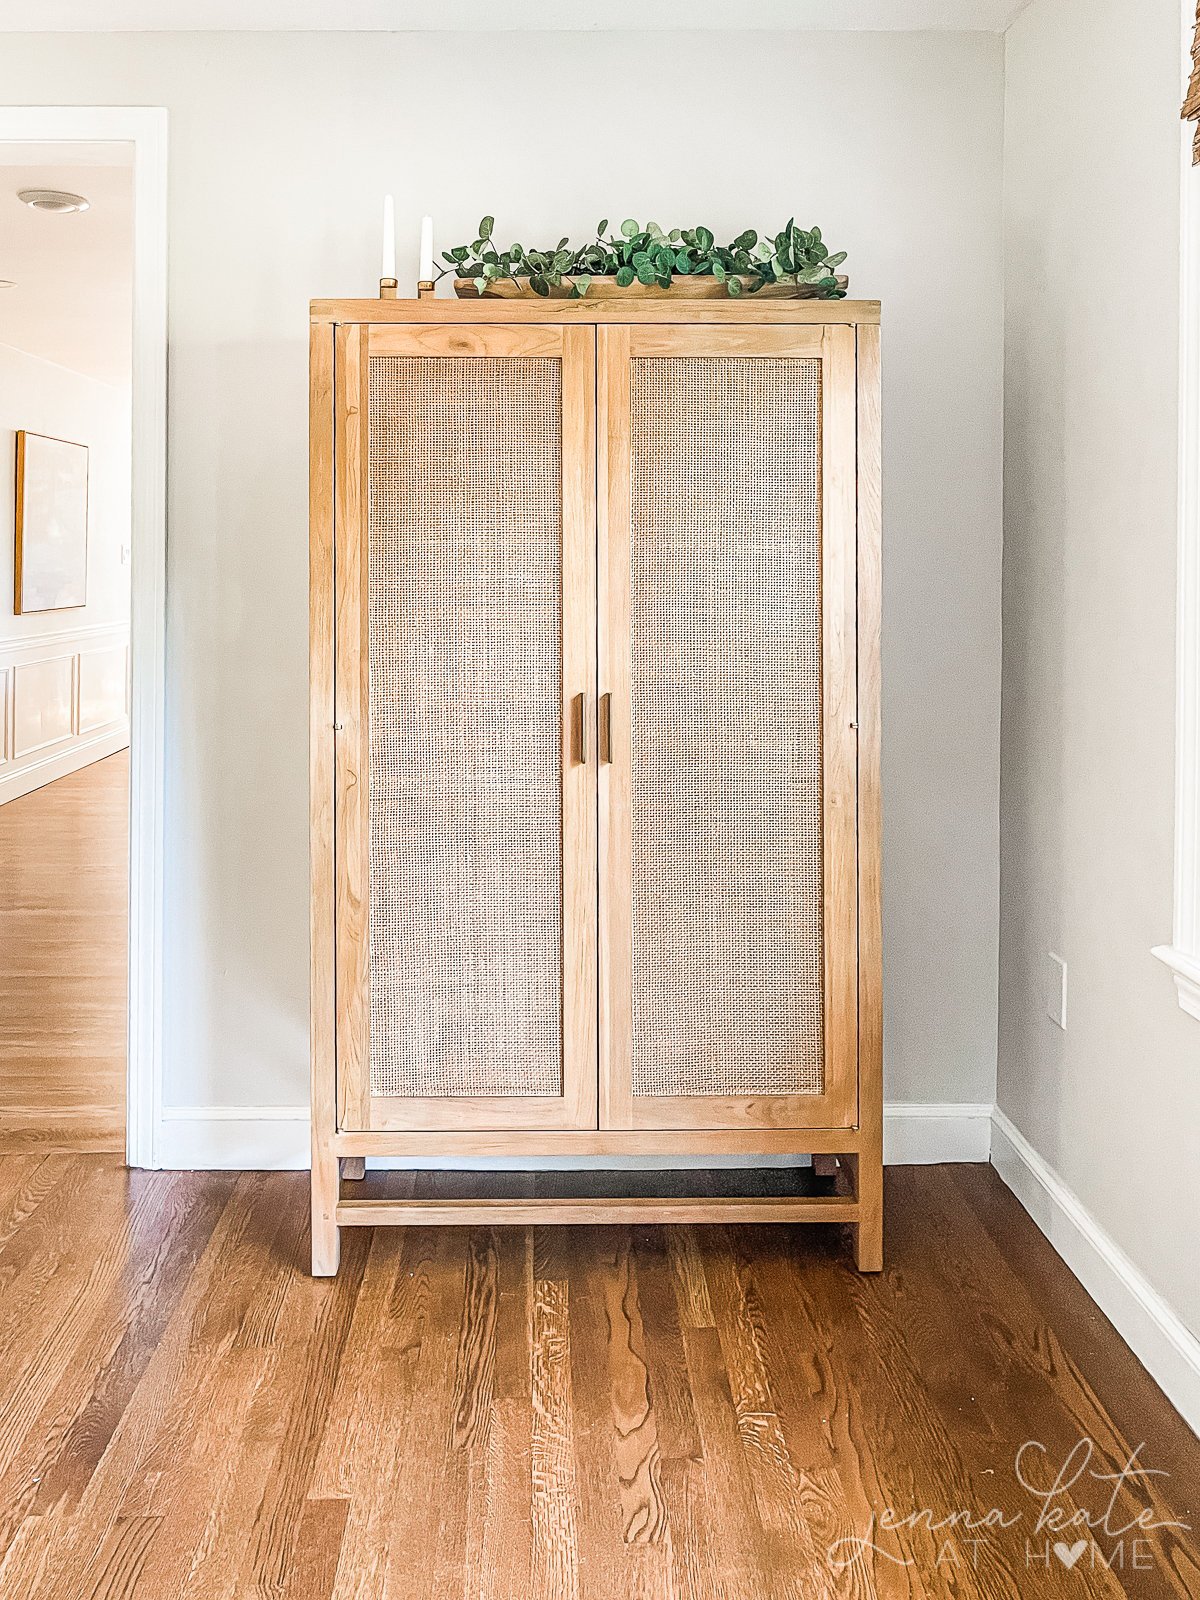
[
  {"x1": 598, "y1": 324, "x2": 859, "y2": 1131},
  {"x1": 333, "y1": 323, "x2": 597, "y2": 1132}
]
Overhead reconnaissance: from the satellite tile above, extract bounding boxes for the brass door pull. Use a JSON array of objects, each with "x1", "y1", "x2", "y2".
[{"x1": 599, "y1": 692, "x2": 612, "y2": 764}]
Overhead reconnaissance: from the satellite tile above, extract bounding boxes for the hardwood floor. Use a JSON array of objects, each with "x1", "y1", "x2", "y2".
[
  {"x1": 0, "y1": 1159, "x2": 1195, "y2": 1598},
  {"x1": 0, "y1": 753, "x2": 127, "y2": 1152}
]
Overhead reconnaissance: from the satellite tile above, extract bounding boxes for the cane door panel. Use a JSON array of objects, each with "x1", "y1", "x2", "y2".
[
  {"x1": 598, "y1": 323, "x2": 858, "y2": 1131},
  {"x1": 334, "y1": 323, "x2": 597, "y2": 1131}
]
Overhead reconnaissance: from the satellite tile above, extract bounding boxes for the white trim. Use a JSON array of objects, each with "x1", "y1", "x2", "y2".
[
  {"x1": 154, "y1": 1100, "x2": 995, "y2": 1172},
  {"x1": 991, "y1": 1109, "x2": 1200, "y2": 1437},
  {"x1": 1151, "y1": 943, "x2": 1200, "y2": 1020},
  {"x1": 1156, "y1": 16, "x2": 1200, "y2": 1020},
  {"x1": 0, "y1": 108, "x2": 169, "y2": 1167},
  {"x1": 0, "y1": 622, "x2": 129, "y2": 662},
  {"x1": 0, "y1": 727, "x2": 129, "y2": 807},
  {"x1": 883, "y1": 1100, "x2": 994, "y2": 1163}
]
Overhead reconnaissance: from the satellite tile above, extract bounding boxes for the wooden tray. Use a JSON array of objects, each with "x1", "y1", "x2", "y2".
[{"x1": 454, "y1": 273, "x2": 850, "y2": 301}]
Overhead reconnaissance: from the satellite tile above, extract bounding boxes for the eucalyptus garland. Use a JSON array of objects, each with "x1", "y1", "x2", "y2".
[{"x1": 437, "y1": 216, "x2": 848, "y2": 299}]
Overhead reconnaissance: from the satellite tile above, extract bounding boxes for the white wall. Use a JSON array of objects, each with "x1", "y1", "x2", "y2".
[
  {"x1": 0, "y1": 342, "x2": 130, "y2": 641},
  {"x1": 0, "y1": 30, "x2": 1006, "y2": 1118},
  {"x1": 0, "y1": 342, "x2": 131, "y2": 801},
  {"x1": 1001, "y1": 0, "x2": 1200, "y2": 1334}
]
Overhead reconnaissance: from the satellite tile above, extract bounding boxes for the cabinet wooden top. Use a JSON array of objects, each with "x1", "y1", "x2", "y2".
[{"x1": 310, "y1": 297, "x2": 881, "y2": 326}]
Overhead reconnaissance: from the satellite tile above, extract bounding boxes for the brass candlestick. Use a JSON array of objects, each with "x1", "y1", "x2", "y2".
[
  {"x1": 379, "y1": 276, "x2": 398, "y2": 299},
  {"x1": 417, "y1": 279, "x2": 435, "y2": 300}
]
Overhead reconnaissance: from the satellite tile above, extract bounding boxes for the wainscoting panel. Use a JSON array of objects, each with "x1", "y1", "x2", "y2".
[
  {"x1": 13, "y1": 654, "x2": 74, "y2": 759},
  {"x1": 79, "y1": 645, "x2": 129, "y2": 733},
  {"x1": 0, "y1": 624, "x2": 130, "y2": 805}
]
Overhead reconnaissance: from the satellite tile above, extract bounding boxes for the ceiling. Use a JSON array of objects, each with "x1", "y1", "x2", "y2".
[
  {"x1": 0, "y1": 0, "x2": 1033, "y2": 30},
  {"x1": 0, "y1": 146, "x2": 132, "y2": 389}
]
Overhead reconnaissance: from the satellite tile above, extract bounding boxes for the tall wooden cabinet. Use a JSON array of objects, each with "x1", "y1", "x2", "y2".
[{"x1": 310, "y1": 298, "x2": 882, "y2": 1276}]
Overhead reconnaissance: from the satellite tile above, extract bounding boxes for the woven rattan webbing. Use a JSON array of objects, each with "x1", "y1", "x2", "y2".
[
  {"x1": 367, "y1": 356, "x2": 564, "y2": 1099},
  {"x1": 629, "y1": 357, "x2": 825, "y2": 1099}
]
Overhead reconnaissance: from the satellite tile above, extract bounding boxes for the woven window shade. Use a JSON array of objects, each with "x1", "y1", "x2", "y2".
[
  {"x1": 628, "y1": 357, "x2": 825, "y2": 1100},
  {"x1": 366, "y1": 356, "x2": 564, "y2": 1099},
  {"x1": 1186, "y1": 3, "x2": 1200, "y2": 163}
]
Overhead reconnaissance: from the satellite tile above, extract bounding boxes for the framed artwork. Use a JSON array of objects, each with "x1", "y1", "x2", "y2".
[{"x1": 14, "y1": 430, "x2": 89, "y2": 614}]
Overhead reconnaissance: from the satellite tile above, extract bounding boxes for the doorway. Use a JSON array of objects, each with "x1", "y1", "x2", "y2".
[{"x1": 0, "y1": 108, "x2": 166, "y2": 1166}]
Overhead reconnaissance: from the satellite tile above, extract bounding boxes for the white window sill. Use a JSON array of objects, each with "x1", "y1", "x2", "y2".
[{"x1": 1152, "y1": 945, "x2": 1200, "y2": 1021}]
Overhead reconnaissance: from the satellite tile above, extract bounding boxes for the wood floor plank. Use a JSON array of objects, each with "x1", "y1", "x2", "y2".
[
  {"x1": 466, "y1": 1229, "x2": 534, "y2": 1598},
  {"x1": 699, "y1": 1227, "x2": 852, "y2": 1599},
  {"x1": 531, "y1": 1274, "x2": 581, "y2": 1600},
  {"x1": 285, "y1": 1498, "x2": 350, "y2": 1600}
]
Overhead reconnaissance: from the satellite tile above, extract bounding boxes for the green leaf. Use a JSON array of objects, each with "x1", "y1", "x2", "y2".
[
  {"x1": 696, "y1": 226, "x2": 714, "y2": 252},
  {"x1": 733, "y1": 229, "x2": 757, "y2": 251},
  {"x1": 615, "y1": 265, "x2": 636, "y2": 287},
  {"x1": 675, "y1": 248, "x2": 693, "y2": 273},
  {"x1": 597, "y1": 218, "x2": 609, "y2": 235},
  {"x1": 573, "y1": 276, "x2": 590, "y2": 296},
  {"x1": 711, "y1": 260, "x2": 726, "y2": 282},
  {"x1": 473, "y1": 276, "x2": 487, "y2": 295},
  {"x1": 636, "y1": 260, "x2": 657, "y2": 285},
  {"x1": 825, "y1": 251, "x2": 847, "y2": 269},
  {"x1": 621, "y1": 218, "x2": 639, "y2": 238},
  {"x1": 479, "y1": 215, "x2": 494, "y2": 240},
  {"x1": 632, "y1": 250, "x2": 650, "y2": 269},
  {"x1": 656, "y1": 271, "x2": 671, "y2": 289},
  {"x1": 726, "y1": 274, "x2": 743, "y2": 296}
]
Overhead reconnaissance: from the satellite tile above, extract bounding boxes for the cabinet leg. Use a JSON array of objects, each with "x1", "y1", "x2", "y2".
[
  {"x1": 311, "y1": 1136, "x2": 341, "y2": 1277},
  {"x1": 341, "y1": 1156, "x2": 366, "y2": 1181},
  {"x1": 849, "y1": 1152, "x2": 884, "y2": 1273}
]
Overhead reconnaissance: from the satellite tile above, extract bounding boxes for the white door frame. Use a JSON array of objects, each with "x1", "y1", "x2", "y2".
[{"x1": 0, "y1": 106, "x2": 168, "y2": 1166}]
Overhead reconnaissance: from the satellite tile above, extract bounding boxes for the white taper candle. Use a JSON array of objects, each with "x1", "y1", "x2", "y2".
[
  {"x1": 419, "y1": 215, "x2": 434, "y2": 283},
  {"x1": 382, "y1": 195, "x2": 396, "y2": 280}
]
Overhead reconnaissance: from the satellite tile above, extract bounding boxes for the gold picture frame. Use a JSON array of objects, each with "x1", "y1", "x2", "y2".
[{"x1": 14, "y1": 429, "x2": 90, "y2": 615}]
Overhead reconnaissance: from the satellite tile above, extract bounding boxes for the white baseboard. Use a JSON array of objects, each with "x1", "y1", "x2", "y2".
[
  {"x1": 155, "y1": 1100, "x2": 994, "y2": 1172},
  {"x1": 883, "y1": 1101, "x2": 993, "y2": 1164},
  {"x1": 157, "y1": 1104, "x2": 311, "y2": 1169},
  {"x1": 991, "y1": 1108, "x2": 1200, "y2": 1438},
  {"x1": 0, "y1": 725, "x2": 129, "y2": 806}
]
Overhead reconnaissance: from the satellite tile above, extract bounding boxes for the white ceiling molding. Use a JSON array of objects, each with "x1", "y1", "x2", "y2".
[{"x1": 0, "y1": 0, "x2": 1034, "y2": 32}]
